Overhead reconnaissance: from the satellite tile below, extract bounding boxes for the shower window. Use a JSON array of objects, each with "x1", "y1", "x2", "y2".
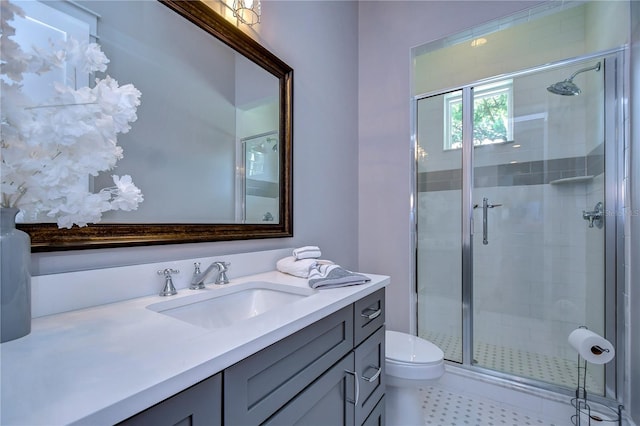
[{"x1": 444, "y1": 79, "x2": 513, "y2": 150}]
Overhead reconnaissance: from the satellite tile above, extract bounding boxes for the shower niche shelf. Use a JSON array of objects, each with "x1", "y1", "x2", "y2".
[{"x1": 550, "y1": 176, "x2": 594, "y2": 185}]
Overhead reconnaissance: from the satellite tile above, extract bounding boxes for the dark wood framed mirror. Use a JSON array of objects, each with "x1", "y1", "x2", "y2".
[{"x1": 18, "y1": 0, "x2": 293, "y2": 252}]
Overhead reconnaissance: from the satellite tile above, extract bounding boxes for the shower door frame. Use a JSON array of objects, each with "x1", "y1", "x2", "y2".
[{"x1": 412, "y1": 49, "x2": 627, "y2": 403}]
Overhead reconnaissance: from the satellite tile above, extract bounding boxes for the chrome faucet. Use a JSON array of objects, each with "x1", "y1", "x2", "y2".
[{"x1": 190, "y1": 261, "x2": 230, "y2": 289}]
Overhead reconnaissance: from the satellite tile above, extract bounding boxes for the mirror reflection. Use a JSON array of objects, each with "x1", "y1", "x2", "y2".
[
  {"x1": 13, "y1": 0, "x2": 293, "y2": 250},
  {"x1": 15, "y1": 0, "x2": 280, "y2": 224}
]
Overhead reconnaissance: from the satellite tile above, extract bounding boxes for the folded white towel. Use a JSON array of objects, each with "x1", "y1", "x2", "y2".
[
  {"x1": 277, "y1": 256, "x2": 333, "y2": 278},
  {"x1": 293, "y1": 246, "x2": 322, "y2": 260},
  {"x1": 308, "y1": 264, "x2": 371, "y2": 289}
]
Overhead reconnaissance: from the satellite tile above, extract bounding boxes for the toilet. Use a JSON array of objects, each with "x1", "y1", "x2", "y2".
[{"x1": 385, "y1": 330, "x2": 445, "y2": 426}]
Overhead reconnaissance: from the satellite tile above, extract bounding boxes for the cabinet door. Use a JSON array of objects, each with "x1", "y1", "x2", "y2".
[
  {"x1": 264, "y1": 354, "x2": 356, "y2": 426},
  {"x1": 355, "y1": 326, "x2": 386, "y2": 425},
  {"x1": 225, "y1": 306, "x2": 354, "y2": 425},
  {"x1": 117, "y1": 374, "x2": 221, "y2": 426}
]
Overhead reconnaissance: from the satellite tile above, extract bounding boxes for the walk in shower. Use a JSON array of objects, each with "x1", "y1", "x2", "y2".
[{"x1": 414, "y1": 52, "x2": 624, "y2": 399}]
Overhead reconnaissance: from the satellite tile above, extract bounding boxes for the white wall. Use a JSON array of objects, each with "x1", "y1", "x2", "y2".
[
  {"x1": 358, "y1": 0, "x2": 546, "y2": 333},
  {"x1": 30, "y1": 0, "x2": 360, "y2": 276}
]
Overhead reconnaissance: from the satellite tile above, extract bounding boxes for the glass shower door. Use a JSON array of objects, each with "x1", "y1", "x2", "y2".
[
  {"x1": 416, "y1": 90, "x2": 464, "y2": 363},
  {"x1": 416, "y1": 55, "x2": 615, "y2": 396},
  {"x1": 471, "y1": 59, "x2": 606, "y2": 393}
]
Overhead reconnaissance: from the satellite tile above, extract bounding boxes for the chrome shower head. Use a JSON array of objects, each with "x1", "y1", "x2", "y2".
[
  {"x1": 547, "y1": 79, "x2": 582, "y2": 96},
  {"x1": 547, "y1": 62, "x2": 601, "y2": 96}
]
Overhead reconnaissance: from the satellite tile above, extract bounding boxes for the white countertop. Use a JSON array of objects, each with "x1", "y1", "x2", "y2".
[{"x1": 0, "y1": 270, "x2": 389, "y2": 425}]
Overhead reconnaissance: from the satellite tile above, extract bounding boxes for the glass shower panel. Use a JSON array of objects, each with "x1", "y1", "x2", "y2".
[
  {"x1": 471, "y1": 59, "x2": 606, "y2": 394},
  {"x1": 416, "y1": 92, "x2": 463, "y2": 363}
]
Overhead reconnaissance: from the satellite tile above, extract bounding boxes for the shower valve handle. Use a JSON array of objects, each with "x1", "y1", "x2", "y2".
[
  {"x1": 583, "y1": 202, "x2": 604, "y2": 229},
  {"x1": 482, "y1": 198, "x2": 502, "y2": 245}
]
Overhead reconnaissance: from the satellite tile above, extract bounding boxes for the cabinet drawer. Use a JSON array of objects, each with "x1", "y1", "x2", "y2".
[
  {"x1": 355, "y1": 326, "x2": 386, "y2": 425},
  {"x1": 224, "y1": 305, "x2": 354, "y2": 425},
  {"x1": 354, "y1": 288, "x2": 385, "y2": 346},
  {"x1": 117, "y1": 373, "x2": 221, "y2": 426},
  {"x1": 361, "y1": 395, "x2": 385, "y2": 426}
]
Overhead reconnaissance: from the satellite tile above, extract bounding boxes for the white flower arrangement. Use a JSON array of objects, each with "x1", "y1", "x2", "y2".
[{"x1": 0, "y1": 1, "x2": 143, "y2": 229}]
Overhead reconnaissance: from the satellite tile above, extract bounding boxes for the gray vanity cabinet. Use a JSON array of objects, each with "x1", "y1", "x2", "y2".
[
  {"x1": 226, "y1": 287, "x2": 386, "y2": 426},
  {"x1": 120, "y1": 288, "x2": 385, "y2": 426},
  {"x1": 117, "y1": 373, "x2": 222, "y2": 426}
]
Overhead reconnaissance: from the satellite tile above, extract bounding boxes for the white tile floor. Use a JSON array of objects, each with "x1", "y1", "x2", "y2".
[{"x1": 419, "y1": 385, "x2": 559, "y2": 426}]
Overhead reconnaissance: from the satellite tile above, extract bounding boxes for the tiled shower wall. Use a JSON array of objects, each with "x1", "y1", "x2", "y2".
[{"x1": 417, "y1": 168, "x2": 603, "y2": 346}]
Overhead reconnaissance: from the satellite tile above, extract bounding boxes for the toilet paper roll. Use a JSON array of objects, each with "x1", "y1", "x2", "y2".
[{"x1": 568, "y1": 328, "x2": 615, "y2": 364}]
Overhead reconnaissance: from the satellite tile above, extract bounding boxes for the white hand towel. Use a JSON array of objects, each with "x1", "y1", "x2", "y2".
[
  {"x1": 308, "y1": 264, "x2": 371, "y2": 289},
  {"x1": 277, "y1": 256, "x2": 333, "y2": 278},
  {"x1": 293, "y1": 246, "x2": 322, "y2": 260}
]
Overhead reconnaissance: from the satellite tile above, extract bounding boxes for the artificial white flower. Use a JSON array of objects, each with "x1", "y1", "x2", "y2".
[
  {"x1": 0, "y1": 1, "x2": 53, "y2": 81},
  {"x1": 107, "y1": 175, "x2": 144, "y2": 211},
  {"x1": 0, "y1": 0, "x2": 143, "y2": 228}
]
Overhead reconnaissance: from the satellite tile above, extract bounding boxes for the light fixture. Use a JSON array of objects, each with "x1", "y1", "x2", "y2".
[
  {"x1": 233, "y1": 0, "x2": 261, "y2": 26},
  {"x1": 470, "y1": 38, "x2": 487, "y2": 47}
]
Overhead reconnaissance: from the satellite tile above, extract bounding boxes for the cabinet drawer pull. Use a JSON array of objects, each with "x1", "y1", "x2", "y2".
[
  {"x1": 361, "y1": 307, "x2": 381, "y2": 320},
  {"x1": 362, "y1": 365, "x2": 382, "y2": 383},
  {"x1": 344, "y1": 369, "x2": 360, "y2": 406}
]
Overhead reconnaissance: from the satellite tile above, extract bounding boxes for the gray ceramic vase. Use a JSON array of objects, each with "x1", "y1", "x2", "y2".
[{"x1": 1, "y1": 207, "x2": 31, "y2": 343}]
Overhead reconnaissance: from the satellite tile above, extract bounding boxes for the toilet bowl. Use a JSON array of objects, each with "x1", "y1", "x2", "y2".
[{"x1": 385, "y1": 330, "x2": 445, "y2": 426}]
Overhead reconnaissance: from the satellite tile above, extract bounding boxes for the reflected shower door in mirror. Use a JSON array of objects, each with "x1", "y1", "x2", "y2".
[
  {"x1": 14, "y1": 0, "x2": 293, "y2": 250},
  {"x1": 240, "y1": 132, "x2": 280, "y2": 223}
]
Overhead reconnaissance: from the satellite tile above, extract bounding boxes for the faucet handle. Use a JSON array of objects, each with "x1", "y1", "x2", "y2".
[
  {"x1": 190, "y1": 262, "x2": 206, "y2": 290},
  {"x1": 214, "y1": 261, "x2": 230, "y2": 284},
  {"x1": 158, "y1": 268, "x2": 179, "y2": 296}
]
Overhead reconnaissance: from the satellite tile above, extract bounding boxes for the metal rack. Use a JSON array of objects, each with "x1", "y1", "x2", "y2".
[{"x1": 571, "y1": 354, "x2": 623, "y2": 425}]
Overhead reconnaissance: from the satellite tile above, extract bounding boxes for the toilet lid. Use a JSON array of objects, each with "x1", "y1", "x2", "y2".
[{"x1": 386, "y1": 330, "x2": 444, "y2": 364}]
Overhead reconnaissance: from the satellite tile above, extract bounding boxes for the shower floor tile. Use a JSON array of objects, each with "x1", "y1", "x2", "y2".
[
  {"x1": 419, "y1": 386, "x2": 558, "y2": 426},
  {"x1": 422, "y1": 331, "x2": 601, "y2": 393}
]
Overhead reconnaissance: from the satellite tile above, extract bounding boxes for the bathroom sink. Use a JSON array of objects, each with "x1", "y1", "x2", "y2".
[{"x1": 147, "y1": 281, "x2": 316, "y2": 330}]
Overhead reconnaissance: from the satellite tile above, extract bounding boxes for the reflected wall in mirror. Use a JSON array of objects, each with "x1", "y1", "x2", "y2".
[{"x1": 15, "y1": 0, "x2": 293, "y2": 251}]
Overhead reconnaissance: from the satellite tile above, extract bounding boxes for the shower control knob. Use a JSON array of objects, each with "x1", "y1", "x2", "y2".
[{"x1": 583, "y1": 202, "x2": 604, "y2": 229}]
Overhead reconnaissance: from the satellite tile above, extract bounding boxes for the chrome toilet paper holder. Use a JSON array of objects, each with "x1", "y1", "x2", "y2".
[{"x1": 570, "y1": 326, "x2": 623, "y2": 426}]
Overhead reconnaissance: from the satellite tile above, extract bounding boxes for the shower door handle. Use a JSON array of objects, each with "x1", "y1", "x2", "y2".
[{"x1": 482, "y1": 197, "x2": 502, "y2": 245}]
